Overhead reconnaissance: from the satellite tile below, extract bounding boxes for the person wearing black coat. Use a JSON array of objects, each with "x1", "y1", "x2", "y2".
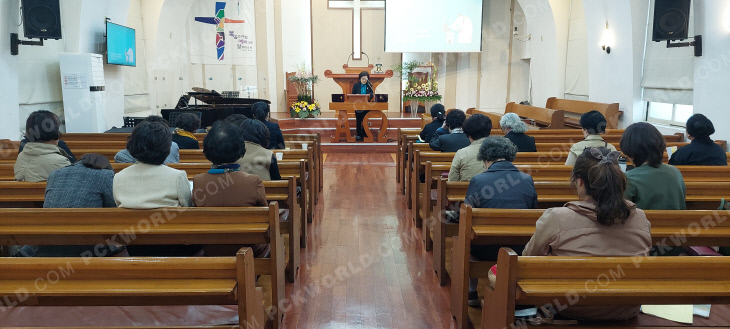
[
  {"x1": 252, "y1": 102, "x2": 285, "y2": 149},
  {"x1": 420, "y1": 104, "x2": 446, "y2": 143},
  {"x1": 499, "y1": 113, "x2": 536, "y2": 152},
  {"x1": 351, "y1": 71, "x2": 375, "y2": 140},
  {"x1": 429, "y1": 109, "x2": 471, "y2": 152},
  {"x1": 669, "y1": 113, "x2": 727, "y2": 166}
]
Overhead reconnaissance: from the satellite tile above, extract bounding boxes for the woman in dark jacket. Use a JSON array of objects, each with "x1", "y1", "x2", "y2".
[
  {"x1": 669, "y1": 114, "x2": 727, "y2": 166},
  {"x1": 351, "y1": 71, "x2": 375, "y2": 140},
  {"x1": 499, "y1": 113, "x2": 536, "y2": 152},
  {"x1": 16, "y1": 153, "x2": 119, "y2": 257},
  {"x1": 172, "y1": 113, "x2": 201, "y2": 149},
  {"x1": 420, "y1": 104, "x2": 446, "y2": 143},
  {"x1": 463, "y1": 137, "x2": 537, "y2": 306},
  {"x1": 252, "y1": 101, "x2": 285, "y2": 149}
]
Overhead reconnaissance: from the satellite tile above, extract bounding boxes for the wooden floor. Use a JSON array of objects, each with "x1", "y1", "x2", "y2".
[{"x1": 284, "y1": 153, "x2": 456, "y2": 329}]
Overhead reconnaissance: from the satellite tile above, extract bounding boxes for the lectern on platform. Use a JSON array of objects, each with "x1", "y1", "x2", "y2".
[{"x1": 324, "y1": 64, "x2": 393, "y2": 142}]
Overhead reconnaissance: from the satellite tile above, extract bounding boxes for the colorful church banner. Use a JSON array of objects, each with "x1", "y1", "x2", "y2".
[{"x1": 188, "y1": 0, "x2": 256, "y2": 65}]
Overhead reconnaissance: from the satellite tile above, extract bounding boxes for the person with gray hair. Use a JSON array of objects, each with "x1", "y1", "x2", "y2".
[
  {"x1": 463, "y1": 136, "x2": 538, "y2": 307},
  {"x1": 499, "y1": 113, "x2": 536, "y2": 152}
]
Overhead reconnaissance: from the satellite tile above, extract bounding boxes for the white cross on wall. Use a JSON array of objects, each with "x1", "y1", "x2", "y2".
[{"x1": 328, "y1": 0, "x2": 385, "y2": 60}]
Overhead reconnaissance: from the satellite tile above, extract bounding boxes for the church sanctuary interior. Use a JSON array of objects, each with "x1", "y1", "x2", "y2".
[{"x1": 3, "y1": 0, "x2": 730, "y2": 328}]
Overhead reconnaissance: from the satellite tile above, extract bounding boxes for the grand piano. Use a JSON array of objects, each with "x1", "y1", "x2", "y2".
[{"x1": 162, "y1": 88, "x2": 271, "y2": 127}]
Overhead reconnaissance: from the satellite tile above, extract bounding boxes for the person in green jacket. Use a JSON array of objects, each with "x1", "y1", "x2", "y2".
[
  {"x1": 620, "y1": 122, "x2": 687, "y2": 256},
  {"x1": 620, "y1": 122, "x2": 687, "y2": 211}
]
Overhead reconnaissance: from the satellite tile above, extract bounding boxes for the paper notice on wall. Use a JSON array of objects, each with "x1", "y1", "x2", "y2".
[{"x1": 62, "y1": 73, "x2": 86, "y2": 89}]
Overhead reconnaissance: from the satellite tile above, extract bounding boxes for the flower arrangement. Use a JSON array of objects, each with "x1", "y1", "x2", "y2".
[
  {"x1": 288, "y1": 63, "x2": 321, "y2": 117},
  {"x1": 290, "y1": 100, "x2": 321, "y2": 118},
  {"x1": 402, "y1": 62, "x2": 442, "y2": 103}
]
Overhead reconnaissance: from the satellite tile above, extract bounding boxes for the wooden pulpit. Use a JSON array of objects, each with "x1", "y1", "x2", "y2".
[{"x1": 324, "y1": 64, "x2": 394, "y2": 142}]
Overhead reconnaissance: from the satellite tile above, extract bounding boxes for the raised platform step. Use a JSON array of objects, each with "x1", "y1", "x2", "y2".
[
  {"x1": 321, "y1": 143, "x2": 396, "y2": 153},
  {"x1": 281, "y1": 127, "x2": 401, "y2": 140},
  {"x1": 274, "y1": 116, "x2": 422, "y2": 130}
]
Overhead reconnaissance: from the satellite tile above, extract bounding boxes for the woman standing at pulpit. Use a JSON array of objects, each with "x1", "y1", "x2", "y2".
[{"x1": 352, "y1": 71, "x2": 375, "y2": 141}]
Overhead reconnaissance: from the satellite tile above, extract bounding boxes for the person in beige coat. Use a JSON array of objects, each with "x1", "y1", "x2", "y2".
[
  {"x1": 564, "y1": 111, "x2": 617, "y2": 166},
  {"x1": 523, "y1": 147, "x2": 652, "y2": 321},
  {"x1": 448, "y1": 114, "x2": 492, "y2": 182},
  {"x1": 14, "y1": 111, "x2": 71, "y2": 182}
]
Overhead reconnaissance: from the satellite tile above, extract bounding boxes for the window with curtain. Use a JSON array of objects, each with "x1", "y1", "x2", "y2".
[
  {"x1": 642, "y1": 0, "x2": 695, "y2": 125},
  {"x1": 564, "y1": 0, "x2": 589, "y2": 101}
]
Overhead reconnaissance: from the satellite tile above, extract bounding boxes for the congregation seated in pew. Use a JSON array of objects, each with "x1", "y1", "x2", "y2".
[
  {"x1": 16, "y1": 153, "x2": 121, "y2": 257},
  {"x1": 193, "y1": 121, "x2": 270, "y2": 258},
  {"x1": 448, "y1": 114, "x2": 492, "y2": 182},
  {"x1": 521, "y1": 147, "x2": 652, "y2": 321},
  {"x1": 669, "y1": 113, "x2": 728, "y2": 166},
  {"x1": 430, "y1": 109, "x2": 470, "y2": 152},
  {"x1": 464, "y1": 136, "x2": 537, "y2": 307},
  {"x1": 420, "y1": 104, "x2": 446, "y2": 143},
  {"x1": 621, "y1": 122, "x2": 687, "y2": 211},
  {"x1": 115, "y1": 115, "x2": 181, "y2": 164},
  {"x1": 17, "y1": 111, "x2": 76, "y2": 163},
  {"x1": 113, "y1": 119, "x2": 201, "y2": 257},
  {"x1": 565, "y1": 110, "x2": 617, "y2": 166},
  {"x1": 171, "y1": 112, "x2": 201, "y2": 150},
  {"x1": 499, "y1": 113, "x2": 536, "y2": 152},
  {"x1": 252, "y1": 101, "x2": 286, "y2": 150},
  {"x1": 14, "y1": 110, "x2": 71, "y2": 182},
  {"x1": 232, "y1": 117, "x2": 282, "y2": 180}
]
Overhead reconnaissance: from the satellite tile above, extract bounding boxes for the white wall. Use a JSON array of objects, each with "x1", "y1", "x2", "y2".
[
  {"x1": 281, "y1": 0, "x2": 312, "y2": 74},
  {"x1": 693, "y1": 0, "x2": 730, "y2": 146},
  {"x1": 584, "y1": 0, "x2": 649, "y2": 128},
  {"x1": 0, "y1": 0, "x2": 20, "y2": 139}
]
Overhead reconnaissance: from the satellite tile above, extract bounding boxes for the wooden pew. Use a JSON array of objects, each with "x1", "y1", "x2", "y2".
[
  {"x1": 283, "y1": 133, "x2": 323, "y2": 196},
  {"x1": 0, "y1": 248, "x2": 269, "y2": 329},
  {"x1": 431, "y1": 179, "x2": 730, "y2": 289},
  {"x1": 505, "y1": 102, "x2": 565, "y2": 129},
  {"x1": 0, "y1": 205, "x2": 285, "y2": 329},
  {"x1": 0, "y1": 177, "x2": 303, "y2": 285},
  {"x1": 546, "y1": 97, "x2": 622, "y2": 129},
  {"x1": 482, "y1": 249, "x2": 730, "y2": 329},
  {"x1": 465, "y1": 109, "x2": 503, "y2": 128},
  {"x1": 452, "y1": 206, "x2": 730, "y2": 329},
  {"x1": 397, "y1": 128, "x2": 422, "y2": 190}
]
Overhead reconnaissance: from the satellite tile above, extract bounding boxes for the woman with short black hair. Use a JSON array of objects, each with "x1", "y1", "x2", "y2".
[
  {"x1": 668, "y1": 114, "x2": 727, "y2": 166},
  {"x1": 172, "y1": 113, "x2": 201, "y2": 149},
  {"x1": 252, "y1": 101, "x2": 285, "y2": 149},
  {"x1": 351, "y1": 71, "x2": 375, "y2": 140},
  {"x1": 565, "y1": 111, "x2": 617, "y2": 165},
  {"x1": 237, "y1": 119, "x2": 282, "y2": 180},
  {"x1": 113, "y1": 121, "x2": 197, "y2": 256},
  {"x1": 193, "y1": 122, "x2": 269, "y2": 257},
  {"x1": 114, "y1": 116, "x2": 180, "y2": 164},
  {"x1": 620, "y1": 122, "x2": 686, "y2": 210},
  {"x1": 14, "y1": 110, "x2": 71, "y2": 182},
  {"x1": 430, "y1": 109, "x2": 471, "y2": 152}
]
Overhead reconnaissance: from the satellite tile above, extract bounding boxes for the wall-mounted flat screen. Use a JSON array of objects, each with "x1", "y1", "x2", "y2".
[{"x1": 106, "y1": 22, "x2": 136, "y2": 66}]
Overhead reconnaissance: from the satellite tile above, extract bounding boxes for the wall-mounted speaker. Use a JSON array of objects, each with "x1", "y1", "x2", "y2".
[
  {"x1": 21, "y1": 0, "x2": 62, "y2": 40},
  {"x1": 652, "y1": 0, "x2": 691, "y2": 42}
]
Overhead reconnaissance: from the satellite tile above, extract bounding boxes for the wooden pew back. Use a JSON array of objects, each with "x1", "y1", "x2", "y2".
[
  {"x1": 505, "y1": 102, "x2": 565, "y2": 129},
  {"x1": 546, "y1": 97, "x2": 622, "y2": 129}
]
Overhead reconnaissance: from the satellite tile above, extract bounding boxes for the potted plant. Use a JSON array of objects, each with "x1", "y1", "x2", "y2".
[{"x1": 288, "y1": 63, "x2": 321, "y2": 118}]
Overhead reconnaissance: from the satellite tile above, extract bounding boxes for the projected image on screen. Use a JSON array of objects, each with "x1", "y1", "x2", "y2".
[
  {"x1": 385, "y1": 0, "x2": 483, "y2": 53},
  {"x1": 107, "y1": 22, "x2": 136, "y2": 67}
]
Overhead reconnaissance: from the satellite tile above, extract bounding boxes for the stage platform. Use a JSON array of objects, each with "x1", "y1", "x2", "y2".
[{"x1": 271, "y1": 112, "x2": 423, "y2": 153}]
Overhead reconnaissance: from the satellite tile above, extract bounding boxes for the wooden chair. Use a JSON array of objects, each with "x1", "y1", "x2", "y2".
[
  {"x1": 505, "y1": 102, "x2": 565, "y2": 129},
  {"x1": 0, "y1": 205, "x2": 285, "y2": 328},
  {"x1": 482, "y1": 248, "x2": 730, "y2": 329},
  {"x1": 546, "y1": 97, "x2": 622, "y2": 129},
  {"x1": 0, "y1": 247, "x2": 269, "y2": 329},
  {"x1": 452, "y1": 206, "x2": 730, "y2": 329}
]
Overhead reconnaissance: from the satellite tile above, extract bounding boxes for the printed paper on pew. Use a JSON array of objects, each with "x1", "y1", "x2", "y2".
[
  {"x1": 641, "y1": 305, "x2": 693, "y2": 324},
  {"x1": 666, "y1": 146, "x2": 678, "y2": 159},
  {"x1": 693, "y1": 305, "x2": 711, "y2": 318}
]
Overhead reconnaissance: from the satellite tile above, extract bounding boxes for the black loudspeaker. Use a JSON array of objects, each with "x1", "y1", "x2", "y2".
[
  {"x1": 21, "y1": 0, "x2": 62, "y2": 39},
  {"x1": 652, "y1": 0, "x2": 691, "y2": 42}
]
